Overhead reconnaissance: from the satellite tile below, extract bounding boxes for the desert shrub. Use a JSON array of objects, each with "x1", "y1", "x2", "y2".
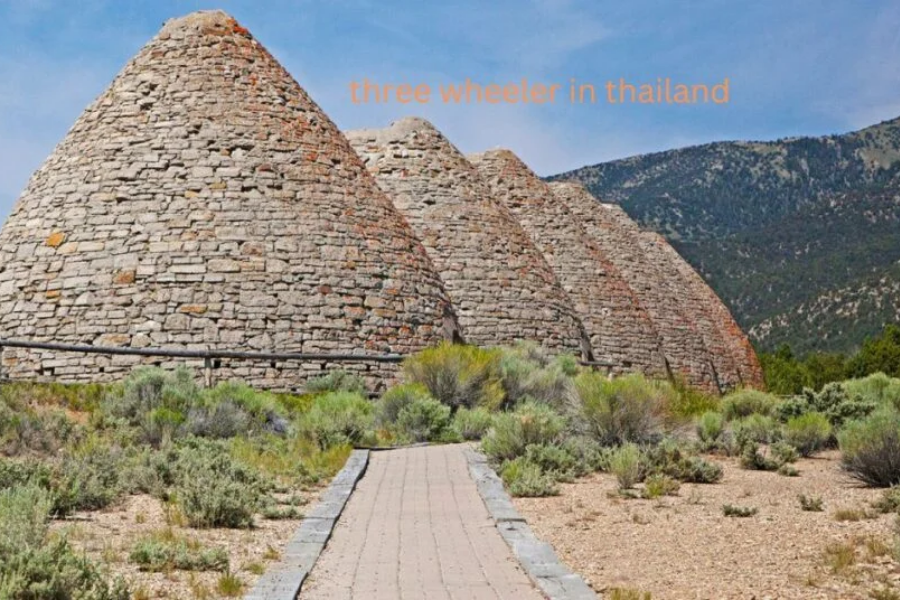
[
  {"x1": 481, "y1": 401, "x2": 564, "y2": 462},
  {"x1": 500, "y1": 458, "x2": 558, "y2": 497},
  {"x1": 696, "y1": 411, "x2": 725, "y2": 449},
  {"x1": 732, "y1": 414, "x2": 781, "y2": 450},
  {"x1": 522, "y1": 444, "x2": 578, "y2": 482},
  {"x1": 721, "y1": 389, "x2": 778, "y2": 420},
  {"x1": 0, "y1": 484, "x2": 129, "y2": 599},
  {"x1": 452, "y1": 407, "x2": 493, "y2": 441},
  {"x1": 804, "y1": 382, "x2": 877, "y2": 428},
  {"x1": 843, "y1": 372, "x2": 900, "y2": 408},
  {"x1": 0, "y1": 403, "x2": 80, "y2": 456},
  {"x1": 496, "y1": 343, "x2": 573, "y2": 409},
  {"x1": 297, "y1": 392, "x2": 375, "y2": 449},
  {"x1": 739, "y1": 442, "x2": 782, "y2": 471},
  {"x1": 376, "y1": 383, "x2": 432, "y2": 429},
  {"x1": 0, "y1": 458, "x2": 51, "y2": 491},
  {"x1": 673, "y1": 456, "x2": 724, "y2": 483},
  {"x1": 771, "y1": 441, "x2": 800, "y2": 464},
  {"x1": 305, "y1": 370, "x2": 367, "y2": 395},
  {"x1": 403, "y1": 343, "x2": 503, "y2": 410},
  {"x1": 641, "y1": 473, "x2": 680, "y2": 499},
  {"x1": 106, "y1": 366, "x2": 200, "y2": 423},
  {"x1": 774, "y1": 396, "x2": 811, "y2": 422},
  {"x1": 395, "y1": 397, "x2": 452, "y2": 443},
  {"x1": 784, "y1": 412, "x2": 832, "y2": 457},
  {"x1": 778, "y1": 464, "x2": 800, "y2": 477},
  {"x1": 839, "y1": 408, "x2": 900, "y2": 487},
  {"x1": 573, "y1": 372, "x2": 673, "y2": 445},
  {"x1": 798, "y1": 494, "x2": 824, "y2": 512},
  {"x1": 722, "y1": 504, "x2": 758, "y2": 517},
  {"x1": 130, "y1": 529, "x2": 228, "y2": 572},
  {"x1": 560, "y1": 435, "x2": 608, "y2": 476},
  {"x1": 609, "y1": 443, "x2": 643, "y2": 489},
  {"x1": 51, "y1": 443, "x2": 125, "y2": 516},
  {"x1": 874, "y1": 486, "x2": 900, "y2": 514},
  {"x1": 172, "y1": 440, "x2": 265, "y2": 528},
  {"x1": 187, "y1": 400, "x2": 251, "y2": 439}
]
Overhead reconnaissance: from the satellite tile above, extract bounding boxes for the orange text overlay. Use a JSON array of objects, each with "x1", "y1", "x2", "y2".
[{"x1": 348, "y1": 78, "x2": 730, "y2": 105}]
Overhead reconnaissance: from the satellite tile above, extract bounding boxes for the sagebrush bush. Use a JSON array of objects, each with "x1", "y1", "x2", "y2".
[
  {"x1": 721, "y1": 389, "x2": 778, "y2": 421},
  {"x1": 0, "y1": 458, "x2": 50, "y2": 491},
  {"x1": 173, "y1": 440, "x2": 265, "y2": 528},
  {"x1": 522, "y1": 444, "x2": 578, "y2": 482},
  {"x1": 452, "y1": 407, "x2": 493, "y2": 441},
  {"x1": 873, "y1": 485, "x2": 900, "y2": 513},
  {"x1": 187, "y1": 400, "x2": 251, "y2": 439},
  {"x1": 573, "y1": 372, "x2": 673, "y2": 445},
  {"x1": 130, "y1": 529, "x2": 229, "y2": 572},
  {"x1": 803, "y1": 382, "x2": 877, "y2": 428},
  {"x1": 609, "y1": 443, "x2": 643, "y2": 489},
  {"x1": 696, "y1": 411, "x2": 725, "y2": 449},
  {"x1": 298, "y1": 392, "x2": 375, "y2": 449},
  {"x1": 843, "y1": 372, "x2": 900, "y2": 409},
  {"x1": 0, "y1": 484, "x2": 129, "y2": 599},
  {"x1": 500, "y1": 458, "x2": 559, "y2": 497},
  {"x1": 396, "y1": 397, "x2": 452, "y2": 443},
  {"x1": 376, "y1": 383, "x2": 432, "y2": 428},
  {"x1": 560, "y1": 435, "x2": 608, "y2": 476},
  {"x1": 403, "y1": 343, "x2": 503, "y2": 410},
  {"x1": 784, "y1": 412, "x2": 832, "y2": 457},
  {"x1": 496, "y1": 343, "x2": 573, "y2": 409},
  {"x1": 673, "y1": 455, "x2": 723, "y2": 483},
  {"x1": 51, "y1": 442, "x2": 125, "y2": 516},
  {"x1": 740, "y1": 442, "x2": 782, "y2": 471},
  {"x1": 669, "y1": 378, "x2": 720, "y2": 420},
  {"x1": 641, "y1": 438, "x2": 724, "y2": 483},
  {"x1": 107, "y1": 366, "x2": 200, "y2": 423},
  {"x1": 481, "y1": 401, "x2": 564, "y2": 462},
  {"x1": 0, "y1": 402, "x2": 80, "y2": 456},
  {"x1": 732, "y1": 414, "x2": 781, "y2": 450},
  {"x1": 305, "y1": 370, "x2": 367, "y2": 395},
  {"x1": 771, "y1": 441, "x2": 800, "y2": 464},
  {"x1": 641, "y1": 473, "x2": 680, "y2": 499},
  {"x1": 839, "y1": 408, "x2": 900, "y2": 487}
]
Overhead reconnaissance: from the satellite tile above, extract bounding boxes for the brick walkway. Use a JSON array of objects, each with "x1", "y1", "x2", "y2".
[{"x1": 301, "y1": 445, "x2": 545, "y2": 599}]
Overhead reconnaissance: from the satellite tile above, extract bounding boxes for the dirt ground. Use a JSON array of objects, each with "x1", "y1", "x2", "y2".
[
  {"x1": 51, "y1": 488, "x2": 322, "y2": 599},
  {"x1": 513, "y1": 451, "x2": 900, "y2": 600}
]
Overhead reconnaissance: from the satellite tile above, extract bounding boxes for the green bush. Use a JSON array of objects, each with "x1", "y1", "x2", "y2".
[
  {"x1": 496, "y1": 343, "x2": 573, "y2": 409},
  {"x1": 452, "y1": 407, "x2": 494, "y2": 441},
  {"x1": 560, "y1": 436, "x2": 608, "y2": 476},
  {"x1": 0, "y1": 484, "x2": 129, "y2": 599},
  {"x1": 696, "y1": 411, "x2": 725, "y2": 449},
  {"x1": 839, "y1": 408, "x2": 900, "y2": 487},
  {"x1": 722, "y1": 504, "x2": 757, "y2": 517},
  {"x1": 522, "y1": 444, "x2": 578, "y2": 482},
  {"x1": 107, "y1": 366, "x2": 200, "y2": 423},
  {"x1": 873, "y1": 485, "x2": 900, "y2": 514},
  {"x1": 130, "y1": 530, "x2": 229, "y2": 572},
  {"x1": 481, "y1": 401, "x2": 564, "y2": 462},
  {"x1": 674, "y1": 456, "x2": 723, "y2": 483},
  {"x1": 803, "y1": 382, "x2": 877, "y2": 428},
  {"x1": 305, "y1": 370, "x2": 367, "y2": 395},
  {"x1": 641, "y1": 438, "x2": 723, "y2": 484},
  {"x1": 774, "y1": 396, "x2": 810, "y2": 422},
  {"x1": 721, "y1": 389, "x2": 778, "y2": 420},
  {"x1": 784, "y1": 412, "x2": 832, "y2": 457},
  {"x1": 844, "y1": 372, "x2": 900, "y2": 408},
  {"x1": 403, "y1": 343, "x2": 503, "y2": 410},
  {"x1": 798, "y1": 494, "x2": 824, "y2": 512},
  {"x1": 500, "y1": 458, "x2": 558, "y2": 497},
  {"x1": 609, "y1": 443, "x2": 643, "y2": 489},
  {"x1": 395, "y1": 397, "x2": 452, "y2": 443},
  {"x1": 771, "y1": 441, "x2": 800, "y2": 464},
  {"x1": 740, "y1": 442, "x2": 781, "y2": 471},
  {"x1": 0, "y1": 458, "x2": 50, "y2": 491},
  {"x1": 298, "y1": 392, "x2": 375, "y2": 449},
  {"x1": 187, "y1": 400, "x2": 251, "y2": 439},
  {"x1": 0, "y1": 403, "x2": 80, "y2": 456},
  {"x1": 669, "y1": 379, "x2": 720, "y2": 419},
  {"x1": 573, "y1": 372, "x2": 673, "y2": 445},
  {"x1": 732, "y1": 414, "x2": 781, "y2": 449},
  {"x1": 172, "y1": 441, "x2": 265, "y2": 528},
  {"x1": 376, "y1": 383, "x2": 432, "y2": 428},
  {"x1": 641, "y1": 473, "x2": 680, "y2": 499},
  {"x1": 51, "y1": 443, "x2": 124, "y2": 516}
]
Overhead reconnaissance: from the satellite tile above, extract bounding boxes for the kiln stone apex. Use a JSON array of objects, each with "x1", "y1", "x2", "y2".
[{"x1": 0, "y1": 10, "x2": 459, "y2": 389}]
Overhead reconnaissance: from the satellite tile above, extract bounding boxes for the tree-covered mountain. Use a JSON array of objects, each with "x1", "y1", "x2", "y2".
[{"x1": 549, "y1": 117, "x2": 900, "y2": 355}]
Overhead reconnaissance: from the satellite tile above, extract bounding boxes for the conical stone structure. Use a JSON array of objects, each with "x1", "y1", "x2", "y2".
[
  {"x1": 550, "y1": 181, "x2": 723, "y2": 392},
  {"x1": 346, "y1": 118, "x2": 590, "y2": 357},
  {"x1": 0, "y1": 11, "x2": 458, "y2": 388},
  {"x1": 642, "y1": 231, "x2": 765, "y2": 389},
  {"x1": 470, "y1": 150, "x2": 666, "y2": 375},
  {"x1": 550, "y1": 182, "x2": 721, "y2": 392}
]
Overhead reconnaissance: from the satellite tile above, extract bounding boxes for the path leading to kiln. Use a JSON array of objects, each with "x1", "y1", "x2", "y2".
[{"x1": 300, "y1": 444, "x2": 545, "y2": 599}]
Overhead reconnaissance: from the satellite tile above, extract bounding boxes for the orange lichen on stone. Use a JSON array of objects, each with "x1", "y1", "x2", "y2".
[
  {"x1": 46, "y1": 231, "x2": 66, "y2": 247},
  {"x1": 113, "y1": 270, "x2": 136, "y2": 285},
  {"x1": 179, "y1": 305, "x2": 208, "y2": 314}
]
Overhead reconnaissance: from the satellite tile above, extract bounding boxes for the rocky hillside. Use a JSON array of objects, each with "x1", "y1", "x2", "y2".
[{"x1": 550, "y1": 117, "x2": 900, "y2": 355}]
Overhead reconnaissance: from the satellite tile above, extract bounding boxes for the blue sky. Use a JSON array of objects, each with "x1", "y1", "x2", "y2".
[{"x1": 1, "y1": 1, "x2": 898, "y2": 218}]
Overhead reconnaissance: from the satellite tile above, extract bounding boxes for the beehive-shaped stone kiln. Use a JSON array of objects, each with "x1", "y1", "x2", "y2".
[
  {"x1": 551, "y1": 181, "x2": 732, "y2": 392},
  {"x1": 346, "y1": 118, "x2": 591, "y2": 357},
  {"x1": 0, "y1": 11, "x2": 459, "y2": 388},
  {"x1": 470, "y1": 150, "x2": 667, "y2": 375}
]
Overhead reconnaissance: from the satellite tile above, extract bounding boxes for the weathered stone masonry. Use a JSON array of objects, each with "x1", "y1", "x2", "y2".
[
  {"x1": 0, "y1": 11, "x2": 459, "y2": 389},
  {"x1": 346, "y1": 118, "x2": 591, "y2": 358},
  {"x1": 551, "y1": 182, "x2": 737, "y2": 392},
  {"x1": 470, "y1": 149, "x2": 667, "y2": 376}
]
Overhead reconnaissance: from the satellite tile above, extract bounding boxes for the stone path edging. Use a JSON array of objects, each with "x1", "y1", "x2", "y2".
[
  {"x1": 465, "y1": 447, "x2": 599, "y2": 600},
  {"x1": 244, "y1": 449, "x2": 370, "y2": 600}
]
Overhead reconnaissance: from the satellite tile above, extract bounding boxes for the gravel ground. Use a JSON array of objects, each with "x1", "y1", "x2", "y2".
[
  {"x1": 51, "y1": 489, "x2": 322, "y2": 599},
  {"x1": 513, "y1": 451, "x2": 900, "y2": 599}
]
